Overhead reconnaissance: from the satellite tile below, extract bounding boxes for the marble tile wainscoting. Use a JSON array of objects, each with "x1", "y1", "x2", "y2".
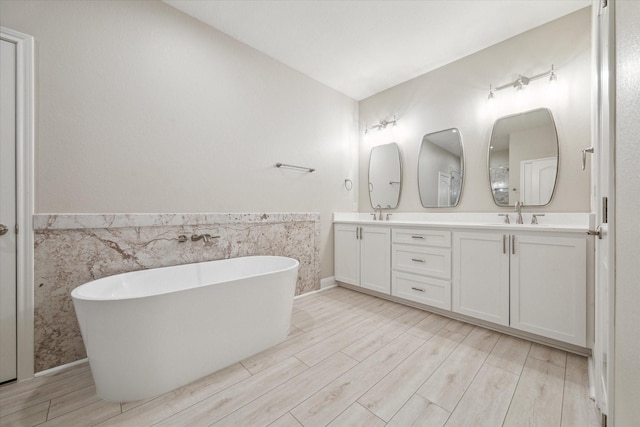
[{"x1": 32, "y1": 213, "x2": 321, "y2": 373}]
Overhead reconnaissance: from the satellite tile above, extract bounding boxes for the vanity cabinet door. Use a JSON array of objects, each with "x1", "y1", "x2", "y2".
[
  {"x1": 334, "y1": 224, "x2": 360, "y2": 286},
  {"x1": 510, "y1": 234, "x2": 586, "y2": 346},
  {"x1": 360, "y1": 227, "x2": 391, "y2": 294},
  {"x1": 452, "y1": 232, "x2": 510, "y2": 326},
  {"x1": 334, "y1": 224, "x2": 390, "y2": 294}
]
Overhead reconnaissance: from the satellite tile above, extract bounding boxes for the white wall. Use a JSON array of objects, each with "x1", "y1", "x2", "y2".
[
  {"x1": 614, "y1": 1, "x2": 640, "y2": 424},
  {"x1": 0, "y1": 0, "x2": 359, "y2": 279},
  {"x1": 359, "y1": 8, "x2": 592, "y2": 213}
]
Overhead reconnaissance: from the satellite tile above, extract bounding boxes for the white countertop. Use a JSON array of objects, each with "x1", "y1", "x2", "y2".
[{"x1": 333, "y1": 212, "x2": 594, "y2": 233}]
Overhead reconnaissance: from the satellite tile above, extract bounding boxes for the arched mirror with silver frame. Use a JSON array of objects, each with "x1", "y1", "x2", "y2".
[
  {"x1": 488, "y1": 108, "x2": 559, "y2": 207},
  {"x1": 418, "y1": 128, "x2": 464, "y2": 208},
  {"x1": 368, "y1": 142, "x2": 402, "y2": 209}
]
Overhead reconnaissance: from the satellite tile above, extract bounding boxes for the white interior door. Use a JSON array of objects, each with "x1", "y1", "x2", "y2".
[
  {"x1": 0, "y1": 37, "x2": 18, "y2": 383},
  {"x1": 520, "y1": 157, "x2": 557, "y2": 205},
  {"x1": 593, "y1": 0, "x2": 614, "y2": 419},
  {"x1": 437, "y1": 171, "x2": 450, "y2": 207}
]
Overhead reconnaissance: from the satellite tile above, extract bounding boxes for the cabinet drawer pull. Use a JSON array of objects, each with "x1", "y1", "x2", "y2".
[
  {"x1": 411, "y1": 287, "x2": 426, "y2": 292},
  {"x1": 503, "y1": 234, "x2": 506, "y2": 254},
  {"x1": 411, "y1": 258, "x2": 425, "y2": 263},
  {"x1": 511, "y1": 235, "x2": 516, "y2": 255},
  {"x1": 411, "y1": 235, "x2": 425, "y2": 239}
]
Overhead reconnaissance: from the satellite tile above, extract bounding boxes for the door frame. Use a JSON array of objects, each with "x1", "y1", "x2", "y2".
[
  {"x1": 590, "y1": 0, "x2": 616, "y2": 422},
  {"x1": 1, "y1": 26, "x2": 35, "y2": 382}
]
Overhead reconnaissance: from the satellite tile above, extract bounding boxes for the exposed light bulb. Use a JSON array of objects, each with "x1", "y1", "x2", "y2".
[
  {"x1": 487, "y1": 84, "x2": 495, "y2": 101},
  {"x1": 549, "y1": 65, "x2": 558, "y2": 84}
]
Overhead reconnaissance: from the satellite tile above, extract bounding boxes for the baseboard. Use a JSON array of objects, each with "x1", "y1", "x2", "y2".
[
  {"x1": 587, "y1": 356, "x2": 596, "y2": 400},
  {"x1": 35, "y1": 358, "x2": 88, "y2": 378},
  {"x1": 320, "y1": 276, "x2": 337, "y2": 290},
  {"x1": 294, "y1": 277, "x2": 337, "y2": 300}
]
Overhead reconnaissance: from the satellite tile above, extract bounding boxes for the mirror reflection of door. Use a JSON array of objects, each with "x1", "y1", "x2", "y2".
[
  {"x1": 418, "y1": 128, "x2": 464, "y2": 208},
  {"x1": 520, "y1": 157, "x2": 557, "y2": 205},
  {"x1": 438, "y1": 171, "x2": 451, "y2": 207},
  {"x1": 488, "y1": 108, "x2": 558, "y2": 207}
]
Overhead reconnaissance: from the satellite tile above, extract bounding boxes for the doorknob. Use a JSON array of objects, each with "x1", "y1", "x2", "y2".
[
  {"x1": 582, "y1": 147, "x2": 594, "y2": 170},
  {"x1": 0, "y1": 224, "x2": 9, "y2": 236},
  {"x1": 587, "y1": 225, "x2": 603, "y2": 239}
]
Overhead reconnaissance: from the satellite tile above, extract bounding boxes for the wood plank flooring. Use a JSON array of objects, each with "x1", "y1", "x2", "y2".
[{"x1": 0, "y1": 286, "x2": 601, "y2": 426}]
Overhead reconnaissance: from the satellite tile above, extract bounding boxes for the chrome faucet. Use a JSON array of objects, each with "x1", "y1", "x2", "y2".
[
  {"x1": 191, "y1": 234, "x2": 211, "y2": 243},
  {"x1": 531, "y1": 213, "x2": 545, "y2": 224},
  {"x1": 375, "y1": 205, "x2": 383, "y2": 220},
  {"x1": 514, "y1": 201, "x2": 524, "y2": 224},
  {"x1": 191, "y1": 234, "x2": 220, "y2": 243}
]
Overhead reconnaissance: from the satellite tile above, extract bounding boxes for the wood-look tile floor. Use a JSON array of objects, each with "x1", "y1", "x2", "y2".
[{"x1": 0, "y1": 286, "x2": 601, "y2": 427}]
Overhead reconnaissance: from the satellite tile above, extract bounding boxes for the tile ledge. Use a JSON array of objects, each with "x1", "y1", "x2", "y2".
[{"x1": 33, "y1": 212, "x2": 320, "y2": 230}]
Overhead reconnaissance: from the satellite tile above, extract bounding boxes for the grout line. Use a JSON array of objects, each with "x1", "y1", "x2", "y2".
[
  {"x1": 501, "y1": 339, "x2": 533, "y2": 425},
  {"x1": 45, "y1": 399, "x2": 52, "y2": 421},
  {"x1": 360, "y1": 402, "x2": 387, "y2": 425},
  {"x1": 444, "y1": 329, "x2": 502, "y2": 420},
  {"x1": 292, "y1": 355, "x2": 312, "y2": 369},
  {"x1": 559, "y1": 357, "x2": 568, "y2": 427},
  {"x1": 44, "y1": 384, "x2": 100, "y2": 421},
  {"x1": 289, "y1": 410, "x2": 304, "y2": 426}
]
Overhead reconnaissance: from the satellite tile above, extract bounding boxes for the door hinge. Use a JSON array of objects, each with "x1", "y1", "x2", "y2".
[
  {"x1": 602, "y1": 196, "x2": 608, "y2": 224},
  {"x1": 15, "y1": 224, "x2": 19, "y2": 234}
]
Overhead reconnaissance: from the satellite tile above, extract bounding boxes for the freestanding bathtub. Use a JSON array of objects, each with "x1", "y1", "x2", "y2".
[{"x1": 71, "y1": 256, "x2": 299, "y2": 402}]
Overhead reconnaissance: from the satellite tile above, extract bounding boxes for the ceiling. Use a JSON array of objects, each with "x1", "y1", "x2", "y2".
[{"x1": 163, "y1": 0, "x2": 590, "y2": 101}]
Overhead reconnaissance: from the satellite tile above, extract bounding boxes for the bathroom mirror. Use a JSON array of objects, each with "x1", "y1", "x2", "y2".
[
  {"x1": 369, "y1": 142, "x2": 402, "y2": 209},
  {"x1": 418, "y1": 128, "x2": 464, "y2": 207},
  {"x1": 488, "y1": 108, "x2": 558, "y2": 206}
]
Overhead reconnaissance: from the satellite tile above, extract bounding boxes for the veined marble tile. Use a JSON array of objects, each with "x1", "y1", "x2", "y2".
[{"x1": 33, "y1": 212, "x2": 320, "y2": 372}]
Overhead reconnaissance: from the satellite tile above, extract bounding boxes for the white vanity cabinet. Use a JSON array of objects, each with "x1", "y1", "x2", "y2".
[
  {"x1": 391, "y1": 228, "x2": 452, "y2": 310},
  {"x1": 333, "y1": 215, "x2": 590, "y2": 349},
  {"x1": 334, "y1": 224, "x2": 391, "y2": 294},
  {"x1": 452, "y1": 230, "x2": 587, "y2": 346}
]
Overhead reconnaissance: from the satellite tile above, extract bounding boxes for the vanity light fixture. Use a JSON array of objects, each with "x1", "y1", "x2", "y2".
[
  {"x1": 549, "y1": 64, "x2": 558, "y2": 83},
  {"x1": 488, "y1": 64, "x2": 558, "y2": 99},
  {"x1": 365, "y1": 115, "x2": 397, "y2": 134},
  {"x1": 514, "y1": 75, "x2": 530, "y2": 91},
  {"x1": 487, "y1": 84, "x2": 495, "y2": 101}
]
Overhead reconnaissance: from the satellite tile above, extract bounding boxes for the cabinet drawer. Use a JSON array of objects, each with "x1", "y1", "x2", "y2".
[
  {"x1": 392, "y1": 271, "x2": 451, "y2": 310},
  {"x1": 392, "y1": 228, "x2": 451, "y2": 247},
  {"x1": 392, "y1": 244, "x2": 451, "y2": 279}
]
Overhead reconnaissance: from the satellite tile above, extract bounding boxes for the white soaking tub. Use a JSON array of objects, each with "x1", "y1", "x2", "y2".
[{"x1": 71, "y1": 256, "x2": 299, "y2": 402}]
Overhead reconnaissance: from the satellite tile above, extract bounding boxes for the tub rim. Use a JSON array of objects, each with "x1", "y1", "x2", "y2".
[{"x1": 70, "y1": 255, "x2": 299, "y2": 302}]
